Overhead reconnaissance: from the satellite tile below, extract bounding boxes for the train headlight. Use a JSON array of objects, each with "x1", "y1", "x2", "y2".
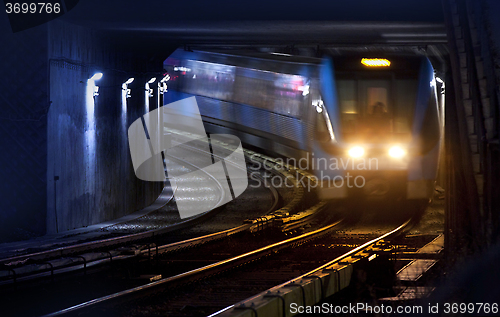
[
  {"x1": 348, "y1": 146, "x2": 365, "y2": 158},
  {"x1": 388, "y1": 146, "x2": 406, "y2": 159}
]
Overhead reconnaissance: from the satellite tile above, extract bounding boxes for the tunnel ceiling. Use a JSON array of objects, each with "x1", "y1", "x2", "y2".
[
  {"x1": 63, "y1": 0, "x2": 444, "y2": 24},
  {"x1": 58, "y1": 0, "x2": 448, "y2": 65}
]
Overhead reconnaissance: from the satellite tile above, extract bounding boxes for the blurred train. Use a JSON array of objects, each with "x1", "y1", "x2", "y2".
[{"x1": 162, "y1": 48, "x2": 442, "y2": 205}]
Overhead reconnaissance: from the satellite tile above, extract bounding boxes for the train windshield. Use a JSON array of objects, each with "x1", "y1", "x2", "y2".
[{"x1": 336, "y1": 74, "x2": 417, "y2": 143}]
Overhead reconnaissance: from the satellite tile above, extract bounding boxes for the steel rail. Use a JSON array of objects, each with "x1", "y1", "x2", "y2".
[
  {"x1": 0, "y1": 147, "x2": 281, "y2": 285},
  {"x1": 214, "y1": 218, "x2": 412, "y2": 317},
  {"x1": 41, "y1": 206, "x2": 340, "y2": 317},
  {"x1": 0, "y1": 224, "x2": 252, "y2": 286}
]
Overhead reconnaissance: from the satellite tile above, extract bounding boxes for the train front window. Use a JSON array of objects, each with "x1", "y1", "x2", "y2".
[{"x1": 337, "y1": 76, "x2": 417, "y2": 142}]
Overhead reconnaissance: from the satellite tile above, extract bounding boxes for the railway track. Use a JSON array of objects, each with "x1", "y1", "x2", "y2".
[
  {"x1": 0, "y1": 143, "x2": 333, "y2": 317},
  {"x1": 0, "y1": 138, "x2": 297, "y2": 279},
  {"x1": 35, "y1": 212, "x2": 423, "y2": 317},
  {"x1": 212, "y1": 220, "x2": 413, "y2": 317},
  {"x1": 0, "y1": 150, "x2": 236, "y2": 284}
]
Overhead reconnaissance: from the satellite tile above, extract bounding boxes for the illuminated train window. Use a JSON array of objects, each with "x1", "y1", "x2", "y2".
[
  {"x1": 336, "y1": 76, "x2": 417, "y2": 142},
  {"x1": 170, "y1": 59, "x2": 307, "y2": 118},
  {"x1": 366, "y1": 87, "x2": 388, "y2": 114}
]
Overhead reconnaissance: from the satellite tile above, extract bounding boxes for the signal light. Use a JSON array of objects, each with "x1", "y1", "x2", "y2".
[{"x1": 361, "y1": 58, "x2": 391, "y2": 67}]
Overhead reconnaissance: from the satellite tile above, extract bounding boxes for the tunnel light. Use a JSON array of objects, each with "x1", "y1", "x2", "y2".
[
  {"x1": 145, "y1": 78, "x2": 157, "y2": 97},
  {"x1": 158, "y1": 82, "x2": 167, "y2": 93},
  {"x1": 388, "y1": 146, "x2": 406, "y2": 159},
  {"x1": 348, "y1": 146, "x2": 365, "y2": 158},
  {"x1": 90, "y1": 72, "x2": 103, "y2": 81},
  {"x1": 159, "y1": 75, "x2": 170, "y2": 93},
  {"x1": 122, "y1": 78, "x2": 134, "y2": 98},
  {"x1": 361, "y1": 58, "x2": 391, "y2": 67},
  {"x1": 88, "y1": 73, "x2": 103, "y2": 97},
  {"x1": 435, "y1": 76, "x2": 445, "y2": 95}
]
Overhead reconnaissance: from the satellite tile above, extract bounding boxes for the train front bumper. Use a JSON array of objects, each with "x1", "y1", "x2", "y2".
[{"x1": 316, "y1": 171, "x2": 434, "y2": 201}]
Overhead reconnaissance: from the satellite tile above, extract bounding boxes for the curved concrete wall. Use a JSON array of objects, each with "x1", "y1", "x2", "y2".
[{"x1": 45, "y1": 21, "x2": 163, "y2": 233}]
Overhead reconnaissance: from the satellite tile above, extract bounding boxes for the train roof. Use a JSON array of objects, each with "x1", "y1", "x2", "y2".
[
  {"x1": 164, "y1": 49, "x2": 321, "y2": 77},
  {"x1": 164, "y1": 48, "x2": 428, "y2": 77},
  {"x1": 166, "y1": 48, "x2": 322, "y2": 65}
]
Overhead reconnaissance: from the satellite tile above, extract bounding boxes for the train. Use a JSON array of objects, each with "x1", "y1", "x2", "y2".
[{"x1": 161, "y1": 48, "x2": 442, "y2": 206}]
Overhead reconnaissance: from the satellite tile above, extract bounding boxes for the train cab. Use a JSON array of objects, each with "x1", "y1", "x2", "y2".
[{"x1": 314, "y1": 55, "x2": 441, "y2": 203}]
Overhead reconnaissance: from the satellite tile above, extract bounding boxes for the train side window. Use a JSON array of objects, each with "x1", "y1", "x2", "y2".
[
  {"x1": 179, "y1": 60, "x2": 235, "y2": 101},
  {"x1": 232, "y1": 69, "x2": 306, "y2": 118}
]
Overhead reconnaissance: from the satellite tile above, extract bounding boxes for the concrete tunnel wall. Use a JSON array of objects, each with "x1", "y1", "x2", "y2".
[
  {"x1": 0, "y1": 21, "x2": 48, "y2": 241},
  {"x1": 46, "y1": 20, "x2": 163, "y2": 233}
]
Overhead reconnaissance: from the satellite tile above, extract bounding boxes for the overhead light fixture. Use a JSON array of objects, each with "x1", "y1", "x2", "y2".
[
  {"x1": 361, "y1": 58, "x2": 391, "y2": 67},
  {"x1": 146, "y1": 77, "x2": 156, "y2": 98},
  {"x1": 435, "y1": 76, "x2": 445, "y2": 95},
  {"x1": 89, "y1": 73, "x2": 103, "y2": 97},
  {"x1": 122, "y1": 77, "x2": 134, "y2": 98},
  {"x1": 90, "y1": 72, "x2": 103, "y2": 81},
  {"x1": 159, "y1": 75, "x2": 169, "y2": 93},
  {"x1": 160, "y1": 75, "x2": 170, "y2": 83}
]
